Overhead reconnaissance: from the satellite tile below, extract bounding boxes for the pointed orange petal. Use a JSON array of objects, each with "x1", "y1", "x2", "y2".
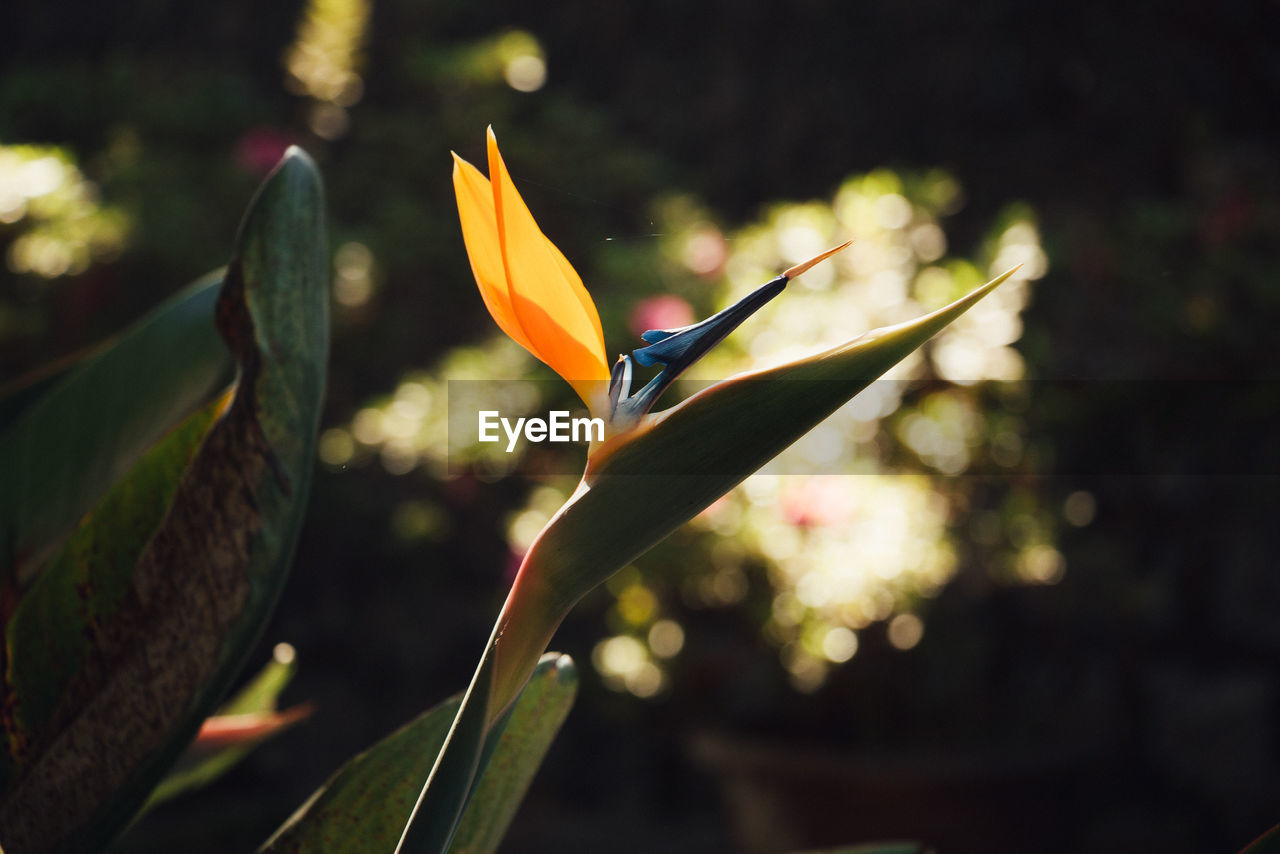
[
  {"x1": 452, "y1": 153, "x2": 535, "y2": 353},
  {"x1": 547, "y1": 239, "x2": 606, "y2": 362},
  {"x1": 486, "y1": 130, "x2": 609, "y2": 405}
]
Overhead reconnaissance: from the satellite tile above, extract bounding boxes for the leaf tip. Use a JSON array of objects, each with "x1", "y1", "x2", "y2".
[
  {"x1": 528, "y1": 652, "x2": 579, "y2": 698},
  {"x1": 279, "y1": 144, "x2": 317, "y2": 171},
  {"x1": 263, "y1": 146, "x2": 323, "y2": 200}
]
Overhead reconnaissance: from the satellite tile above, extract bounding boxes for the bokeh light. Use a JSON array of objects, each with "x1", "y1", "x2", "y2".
[
  {"x1": 0, "y1": 146, "x2": 129, "y2": 279},
  {"x1": 887, "y1": 613, "x2": 925, "y2": 650},
  {"x1": 284, "y1": 0, "x2": 370, "y2": 108}
]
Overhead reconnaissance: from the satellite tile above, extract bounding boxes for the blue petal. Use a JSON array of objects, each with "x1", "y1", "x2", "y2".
[
  {"x1": 633, "y1": 274, "x2": 786, "y2": 369},
  {"x1": 611, "y1": 273, "x2": 789, "y2": 425},
  {"x1": 611, "y1": 241, "x2": 851, "y2": 426},
  {"x1": 639, "y1": 328, "x2": 677, "y2": 344}
]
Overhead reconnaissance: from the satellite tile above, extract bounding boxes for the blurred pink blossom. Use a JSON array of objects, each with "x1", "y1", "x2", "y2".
[
  {"x1": 697, "y1": 494, "x2": 732, "y2": 520},
  {"x1": 235, "y1": 127, "x2": 297, "y2": 175},
  {"x1": 781, "y1": 478, "x2": 854, "y2": 528},
  {"x1": 683, "y1": 225, "x2": 728, "y2": 278},
  {"x1": 628, "y1": 294, "x2": 695, "y2": 339}
]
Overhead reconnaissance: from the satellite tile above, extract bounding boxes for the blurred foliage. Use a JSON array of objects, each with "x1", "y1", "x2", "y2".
[
  {"x1": 0, "y1": 145, "x2": 129, "y2": 281},
  {"x1": 4, "y1": 0, "x2": 1279, "y2": 852}
]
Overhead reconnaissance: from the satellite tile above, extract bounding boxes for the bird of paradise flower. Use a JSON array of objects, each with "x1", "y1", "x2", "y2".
[
  {"x1": 452, "y1": 128, "x2": 850, "y2": 431},
  {"x1": 396, "y1": 128, "x2": 1019, "y2": 854}
]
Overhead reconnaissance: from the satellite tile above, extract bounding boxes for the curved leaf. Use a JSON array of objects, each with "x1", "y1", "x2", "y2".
[
  {"x1": 0, "y1": 146, "x2": 328, "y2": 853},
  {"x1": 0, "y1": 272, "x2": 232, "y2": 586},
  {"x1": 399, "y1": 645, "x2": 498, "y2": 854},
  {"x1": 447, "y1": 653, "x2": 576, "y2": 854},
  {"x1": 260, "y1": 653, "x2": 577, "y2": 854},
  {"x1": 0, "y1": 350, "x2": 83, "y2": 432}
]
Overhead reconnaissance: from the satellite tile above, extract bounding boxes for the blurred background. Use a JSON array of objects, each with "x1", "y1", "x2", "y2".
[{"x1": 3, "y1": 1, "x2": 1279, "y2": 852}]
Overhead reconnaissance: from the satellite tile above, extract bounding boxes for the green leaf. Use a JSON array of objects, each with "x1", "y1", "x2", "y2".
[
  {"x1": 262, "y1": 691, "x2": 459, "y2": 854},
  {"x1": 0, "y1": 394, "x2": 226, "y2": 795},
  {"x1": 0, "y1": 349, "x2": 84, "y2": 433},
  {"x1": 448, "y1": 653, "x2": 576, "y2": 854},
  {"x1": 142, "y1": 643, "x2": 307, "y2": 811},
  {"x1": 401, "y1": 270, "x2": 1016, "y2": 854},
  {"x1": 0, "y1": 271, "x2": 232, "y2": 586},
  {"x1": 0, "y1": 147, "x2": 328, "y2": 854},
  {"x1": 398, "y1": 644, "x2": 498, "y2": 854},
  {"x1": 260, "y1": 653, "x2": 577, "y2": 854}
]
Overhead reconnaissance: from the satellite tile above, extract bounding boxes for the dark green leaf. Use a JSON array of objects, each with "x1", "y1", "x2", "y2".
[
  {"x1": 260, "y1": 653, "x2": 576, "y2": 854},
  {"x1": 398, "y1": 644, "x2": 498, "y2": 854},
  {"x1": 0, "y1": 349, "x2": 84, "y2": 433},
  {"x1": 0, "y1": 272, "x2": 231, "y2": 587},
  {"x1": 0, "y1": 147, "x2": 328, "y2": 853},
  {"x1": 448, "y1": 653, "x2": 576, "y2": 854}
]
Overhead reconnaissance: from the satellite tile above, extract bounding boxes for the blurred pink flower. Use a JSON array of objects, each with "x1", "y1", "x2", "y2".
[
  {"x1": 697, "y1": 494, "x2": 732, "y2": 520},
  {"x1": 683, "y1": 225, "x2": 728, "y2": 278},
  {"x1": 235, "y1": 127, "x2": 297, "y2": 175},
  {"x1": 627, "y1": 294, "x2": 695, "y2": 340},
  {"x1": 781, "y1": 478, "x2": 854, "y2": 527}
]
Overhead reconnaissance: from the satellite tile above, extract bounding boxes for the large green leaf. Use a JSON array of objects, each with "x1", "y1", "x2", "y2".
[
  {"x1": 0, "y1": 271, "x2": 232, "y2": 586},
  {"x1": 0, "y1": 147, "x2": 328, "y2": 853},
  {"x1": 259, "y1": 653, "x2": 577, "y2": 854},
  {"x1": 400, "y1": 270, "x2": 1016, "y2": 853},
  {"x1": 398, "y1": 645, "x2": 499, "y2": 854},
  {"x1": 0, "y1": 349, "x2": 85, "y2": 432},
  {"x1": 448, "y1": 652, "x2": 576, "y2": 854}
]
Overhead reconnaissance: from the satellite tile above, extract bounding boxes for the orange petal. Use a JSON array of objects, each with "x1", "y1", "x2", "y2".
[
  {"x1": 486, "y1": 129, "x2": 609, "y2": 406},
  {"x1": 452, "y1": 153, "x2": 535, "y2": 353}
]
